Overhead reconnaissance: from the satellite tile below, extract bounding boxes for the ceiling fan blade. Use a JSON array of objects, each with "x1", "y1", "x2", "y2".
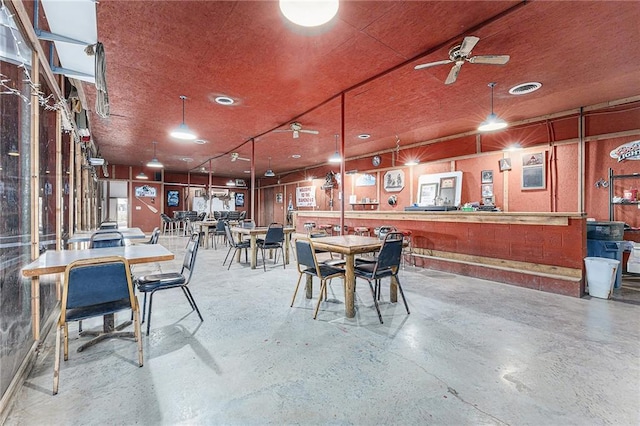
[
  {"x1": 414, "y1": 59, "x2": 452, "y2": 70},
  {"x1": 445, "y1": 62, "x2": 462, "y2": 85},
  {"x1": 468, "y1": 54, "x2": 510, "y2": 65},
  {"x1": 299, "y1": 129, "x2": 319, "y2": 135},
  {"x1": 272, "y1": 129, "x2": 292, "y2": 133},
  {"x1": 459, "y1": 36, "x2": 480, "y2": 56}
]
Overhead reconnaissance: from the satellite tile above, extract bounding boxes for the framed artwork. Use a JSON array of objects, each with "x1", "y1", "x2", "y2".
[
  {"x1": 439, "y1": 176, "x2": 457, "y2": 205},
  {"x1": 235, "y1": 192, "x2": 245, "y2": 207},
  {"x1": 522, "y1": 152, "x2": 546, "y2": 189},
  {"x1": 276, "y1": 192, "x2": 283, "y2": 203},
  {"x1": 167, "y1": 190, "x2": 179, "y2": 207},
  {"x1": 135, "y1": 185, "x2": 156, "y2": 197},
  {"x1": 356, "y1": 173, "x2": 376, "y2": 187},
  {"x1": 383, "y1": 170, "x2": 405, "y2": 192},
  {"x1": 440, "y1": 176, "x2": 456, "y2": 189},
  {"x1": 499, "y1": 158, "x2": 512, "y2": 171},
  {"x1": 481, "y1": 170, "x2": 493, "y2": 184},
  {"x1": 419, "y1": 183, "x2": 438, "y2": 205},
  {"x1": 481, "y1": 184, "x2": 494, "y2": 197},
  {"x1": 483, "y1": 196, "x2": 495, "y2": 206}
]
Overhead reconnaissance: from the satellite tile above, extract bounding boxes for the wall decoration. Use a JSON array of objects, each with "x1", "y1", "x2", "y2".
[
  {"x1": 235, "y1": 192, "x2": 245, "y2": 207},
  {"x1": 167, "y1": 190, "x2": 179, "y2": 207},
  {"x1": 522, "y1": 151, "x2": 546, "y2": 189},
  {"x1": 417, "y1": 171, "x2": 463, "y2": 206},
  {"x1": 135, "y1": 185, "x2": 156, "y2": 197},
  {"x1": 481, "y1": 170, "x2": 493, "y2": 184},
  {"x1": 276, "y1": 192, "x2": 283, "y2": 203},
  {"x1": 356, "y1": 173, "x2": 376, "y2": 187},
  {"x1": 439, "y1": 176, "x2": 457, "y2": 204},
  {"x1": 235, "y1": 179, "x2": 246, "y2": 187},
  {"x1": 384, "y1": 169, "x2": 405, "y2": 192},
  {"x1": 296, "y1": 186, "x2": 317, "y2": 207},
  {"x1": 481, "y1": 184, "x2": 494, "y2": 197},
  {"x1": 419, "y1": 183, "x2": 438, "y2": 205},
  {"x1": 499, "y1": 158, "x2": 512, "y2": 171},
  {"x1": 610, "y1": 139, "x2": 640, "y2": 162}
]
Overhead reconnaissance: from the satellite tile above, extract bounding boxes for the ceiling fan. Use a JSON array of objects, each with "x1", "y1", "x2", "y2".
[
  {"x1": 273, "y1": 122, "x2": 319, "y2": 139},
  {"x1": 230, "y1": 152, "x2": 250, "y2": 162},
  {"x1": 414, "y1": 36, "x2": 510, "y2": 85}
]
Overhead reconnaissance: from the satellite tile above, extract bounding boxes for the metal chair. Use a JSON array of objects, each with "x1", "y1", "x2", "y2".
[
  {"x1": 223, "y1": 222, "x2": 250, "y2": 269},
  {"x1": 144, "y1": 227, "x2": 160, "y2": 244},
  {"x1": 290, "y1": 239, "x2": 345, "y2": 319},
  {"x1": 160, "y1": 213, "x2": 176, "y2": 235},
  {"x1": 135, "y1": 233, "x2": 203, "y2": 335},
  {"x1": 89, "y1": 230, "x2": 124, "y2": 248},
  {"x1": 258, "y1": 223, "x2": 285, "y2": 271},
  {"x1": 53, "y1": 256, "x2": 143, "y2": 395},
  {"x1": 354, "y1": 231, "x2": 409, "y2": 324},
  {"x1": 212, "y1": 220, "x2": 227, "y2": 249}
]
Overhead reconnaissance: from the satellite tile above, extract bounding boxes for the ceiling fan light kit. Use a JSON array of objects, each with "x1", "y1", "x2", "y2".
[
  {"x1": 279, "y1": 0, "x2": 339, "y2": 27},
  {"x1": 478, "y1": 82, "x2": 508, "y2": 132},
  {"x1": 170, "y1": 95, "x2": 197, "y2": 140}
]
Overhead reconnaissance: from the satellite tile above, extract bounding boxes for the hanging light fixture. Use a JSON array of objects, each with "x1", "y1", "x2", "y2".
[
  {"x1": 279, "y1": 0, "x2": 339, "y2": 27},
  {"x1": 8, "y1": 144, "x2": 19, "y2": 156},
  {"x1": 170, "y1": 95, "x2": 197, "y2": 140},
  {"x1": 328, "y1": 134, "x2": 342, "y2": 163},
  {"x1": 265, "y1": 157, "x2": 275, "y2": 177},
  {"x1": 136, "y1": 171, "x2": 148, "y2": 180},
  {"x1": 478, "y1": 82, "x2": 508, "y2": 132},
  {"x1": 146, "y1": 141, "x2": 163, "y2": 168}
]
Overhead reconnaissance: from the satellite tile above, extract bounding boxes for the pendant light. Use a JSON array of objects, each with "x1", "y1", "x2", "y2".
[
  {"x1": 265, "y1": 157, "x2": 275, "y2": 177},
  {"x1": 146, "y1": 141, "x2": 163, "y2": 168},
  {"x1": 170, "y1": 95, "x2": 197, "y2": 140},
  {"x1": 136, "y1": 171, "x2": 148, "y2": 179},
  {"x1": 478, "y1": 82, "x2": 508, "y2": 132},
  {"x1": 279, "y1": 0, "x2": 339, "y2": 27},
  {"x1": 8, "y1": 144, "x2": 19, "y2": 156},
  {"x1": 328, "y1": 134, "x2": 342, "y2": 163}
]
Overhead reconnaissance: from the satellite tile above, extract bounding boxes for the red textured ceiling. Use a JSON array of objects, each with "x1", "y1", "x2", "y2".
[{"x1": 82, "y1": 0, "x2": 640, "y2": 177}]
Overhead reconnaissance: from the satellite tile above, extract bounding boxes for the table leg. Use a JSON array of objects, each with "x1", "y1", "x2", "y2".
[
  {"x1": 250, "y1": 235, "x2": 258, "y2": 269},
  {"x1": 390, "y1": 274, "x2": 398, "y2": 303},
  {"x1": 305, "y1": 274, "x2": 313, "y2": 299},
  {"x1": 284, "y1": 233, "x2": 290, "y2": 264},
  {"x1": 345, "y1": 254, "x2": 355, "y2": 318},
  {"x1": 31, "y1": 277, "x2": 40, "y2": 341}
]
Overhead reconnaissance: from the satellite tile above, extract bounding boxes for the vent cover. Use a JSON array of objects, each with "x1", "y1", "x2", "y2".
[{"x1": 509, "y1": 82, "x2": 542, "y2": 95}]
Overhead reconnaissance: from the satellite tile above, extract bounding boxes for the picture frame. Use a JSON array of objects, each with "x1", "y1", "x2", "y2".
[
  {"x1": 419, "y1": 182, "x2": 438, "y2": 205},
  {"x1": 481, "y1": 184, "x2": 494, "y2": 197},
  {"x1": 522, "y1": 151, "x2": 546, "y2": 190},
  {"x1": 276, "y1": 192, "x2": 283, "y2": 204},
  {"x1": 235, "y1": 179, "x2": 246, "y2": 187},
  {"x1": 481, "y1": 170, "x2": 493, "y2": 184},
  {"x1": 167, "y1": 190, "x2": 179, "y2": 207},
  {"x1": 440, "y1": 176, "x2": 456, "y2": 189},
  {"x1": 383, "y1": 169, "x2": 405, "y2": 192},
  {"x1": 235, "y1": 192, "x2": 245, "y2": 207},
  {"x1": 499, "y1": 158, "x2": 512, "y2": 171}
]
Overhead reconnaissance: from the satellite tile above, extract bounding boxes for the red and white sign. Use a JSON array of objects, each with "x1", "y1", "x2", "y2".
[
  {"x1": 610, "y1": 140, "x2": 640, "y2": 162},
  {"x1": 296, "y1": 186, "x2": 316, "y2": 207}
]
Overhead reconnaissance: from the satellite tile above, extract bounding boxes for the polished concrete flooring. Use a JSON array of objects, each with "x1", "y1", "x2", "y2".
[{"x1": 5, "y1": 234, "x2": 640, "y2": 425}]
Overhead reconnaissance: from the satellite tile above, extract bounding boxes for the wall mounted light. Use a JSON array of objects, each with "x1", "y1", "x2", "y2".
[
  {"x1": 170, "y1": 95, "x2": 197, "y2": 140},
  {"x1": 328, "y1": 134, "x2": 342, "y2": 163},
  {"x1": 279, "y1": 0, "x2": 339, "y2": 27},
  {"x1": 478, "y1": 82, "x2": 508, "y2": 132},
  {"x1": 146, "y1": 141, "x2": 163, "y2": 168}
]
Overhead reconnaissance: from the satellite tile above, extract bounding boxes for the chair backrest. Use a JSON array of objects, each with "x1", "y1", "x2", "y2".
[
  {"x1": 197, "y1": 212, "x2": 206, "y2": 221},
  {"x1": 238, "y1": 211, "x2": 247, "y2": 221},
  {"x1": 61, "y1": 256, "x2": 135, "y2": 322},
  {"x1": 216, "y1": 219, "x2": 227, "y2": 232},
  {"x1": 241, "y1": 219, "x2": 255, "y2": 229},
  {"x1": 149, "y1": 227, "x2": 160, "y2": 244},
  {"x1": 295, "y1": 239, "x2": 319, "y2": 273},
  {"x1": 264, "y1": 223, "x2": 284, "y2": 244},
  {"x1": 181, "y1": 233, "x2": 201, "y2": 283},
  {"x1": 99, "y1": 221, "x2": 118, "y2": 230},
  {"x1": 90, "y1": 230, "x2": 125, "y2": 248},
  {"x1": 213, "y1": 211, "x2": 221, "y2": 220},
  {"x1": 374, "y1": 232, "x2": 403, "y2": 272},
  {"x1": 223, "y1": 222, "x2": 238, "y2": 247}
]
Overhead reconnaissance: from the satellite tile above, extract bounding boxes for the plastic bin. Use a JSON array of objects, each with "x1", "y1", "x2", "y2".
[
  {"x1": 586, "y1": 240, "x2": 624, "y2": 288},
  {"x1": 584, "y1": 257, "x2": 619, "y2": 299}
]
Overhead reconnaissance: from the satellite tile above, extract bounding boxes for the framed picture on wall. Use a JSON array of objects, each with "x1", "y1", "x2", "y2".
[
  {"x1": 167, "y1": 190, "x2": 179, "y2": 207},
  {"x1": 522, "y1": 152, "x2": 546, "y2": 190},
  {"x1": 235, "y1": 192, "x2": 245, "y2": 207},
  {"x1": 481, "y1": 170, "x2": 493, "y2": 184},
  {"x1": 481, "y1": 184, "x2": 494, "y2": 197},
  {"x1": 499, "y1": 158, "x2": 512, "y2": 171},
  {"x1": 419, "y1": 183, "x2": 438, "y2": 205},
  {"x1": 276, "y1": 193, "x2": 283, "y2": 203}
]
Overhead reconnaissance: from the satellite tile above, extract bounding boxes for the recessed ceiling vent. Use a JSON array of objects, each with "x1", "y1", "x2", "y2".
[{"x1": 509, "y1": 82, "x2": 542, "y2": 95}]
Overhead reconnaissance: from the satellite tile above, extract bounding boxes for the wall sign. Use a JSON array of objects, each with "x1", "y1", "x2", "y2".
[
  {"x1": 383, "y1": 170, "x2": 404, "y2": 192},
  {"x1": 610, "y1": 140, "x2": 640, "y2": 162},
  {"x1": 135, "y1": 185, "x2": 156, "y2": 197},
  {"x1": 296, "y1": 186, "x2": 316, "y2": 207}
]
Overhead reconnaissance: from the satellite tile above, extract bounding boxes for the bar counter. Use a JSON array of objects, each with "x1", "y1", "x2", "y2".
[{"x1": 294, "y1": 210, "x2": 587, "y2": 297}]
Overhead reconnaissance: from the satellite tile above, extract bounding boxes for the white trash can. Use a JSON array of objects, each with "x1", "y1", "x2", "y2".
[{"x1": 584, "y1": 257, "x2": 619, "y2": 299}]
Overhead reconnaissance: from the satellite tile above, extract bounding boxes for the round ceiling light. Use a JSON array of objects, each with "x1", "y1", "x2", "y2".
[
  {"x1": 181, "y1": 157, "x2": 193, "y2": 162},
  {"x1": 291, "y1": 154, "x2": 301, "y2": 159},
  {"x1": 279, "y1": 0, "x2": 339, "y2": 27},
  {"x1": 357, "y1": 133, "x2": 371, "y2": 139},
  {"x1": 509, "y1": 82, "x2": 542, "y2": 96},
  {"x1": 214, "y1": 96, "x2": 234, "y2": 105}
]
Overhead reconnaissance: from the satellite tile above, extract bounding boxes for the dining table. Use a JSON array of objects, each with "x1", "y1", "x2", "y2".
[
  {"x1": 191, "y1": 220, "x2": 218, "y2": 248},
  {"x1": 310, "y1": 235, "x2": 398, "y2": 319},
  {"x1": 22, "y1": 244, "x2": 175, "y2": 345},
  {"x1": 66, "y1": 227, "x2": 147, "y2": 246},
  {"x1": 230, "y1": 226, "x2": 295, "y2": 269}
]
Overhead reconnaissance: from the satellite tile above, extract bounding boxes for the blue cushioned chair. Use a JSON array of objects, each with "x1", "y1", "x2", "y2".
[
  {"x1": 354, "y1": 231, "x2": 409, "y2": 324},
  {"x1": 223, "y1": 222, "x2": 250, "y2": 269},
  {"x1": 135, "y1": 233, "x2": 203, "y2": 335},
  {"x1": 258, "y1": 223, "x2": 285, "y2": 271},
  {"x1": 53, "y1": 256, "x2": 143, "y2": 395},
  {"x1": 89, "y1": 230, "x2": 124, "y2": 248},
  {"x1": 291, "y1": 239, "x2": 345, "y2": 319}
]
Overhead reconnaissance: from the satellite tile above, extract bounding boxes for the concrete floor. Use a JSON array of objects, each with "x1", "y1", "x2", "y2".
[{"x1": 4, "y1": 234, "x2": 640, "y2": 425}]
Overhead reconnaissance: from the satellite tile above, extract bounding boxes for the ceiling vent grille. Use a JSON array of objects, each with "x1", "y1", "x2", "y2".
[{"x1": 509, "y1": 82, "x2": 542, "y2": 95}]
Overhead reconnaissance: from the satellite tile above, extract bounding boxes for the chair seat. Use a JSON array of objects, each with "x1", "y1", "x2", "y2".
[
  {"x1": 355, "y1": 257, "x2": 377, "y2": 265},
  {"x1": 323, "y1": 259, "x2": 346, "y2": 267},
  {"x1": 137, "y1": 272, "x2": 186, "y2": 291},
  {"x1": 354, "y1": 263, "x2": 395, "y2": 280},
  {"x1": 259, "y1": 242, "x2": 282, "y2": 249},
  {"x1": 66, "y1": 299, "x2": 132, "y2": 322},
  {"x1": 303, "y1": 264, "x2": 344, "y2": 279}
]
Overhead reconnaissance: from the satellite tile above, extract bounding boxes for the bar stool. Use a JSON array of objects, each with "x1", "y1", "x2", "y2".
[
  {"x1": 354, "y1": 227, "x2": 370, "y2": 236},
  {"x1": 332, "y1": 225, "x2": 350, "y2": 235},
  {"x1": 317, "y1": 224, "x2": 332, "y2": 235}
]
